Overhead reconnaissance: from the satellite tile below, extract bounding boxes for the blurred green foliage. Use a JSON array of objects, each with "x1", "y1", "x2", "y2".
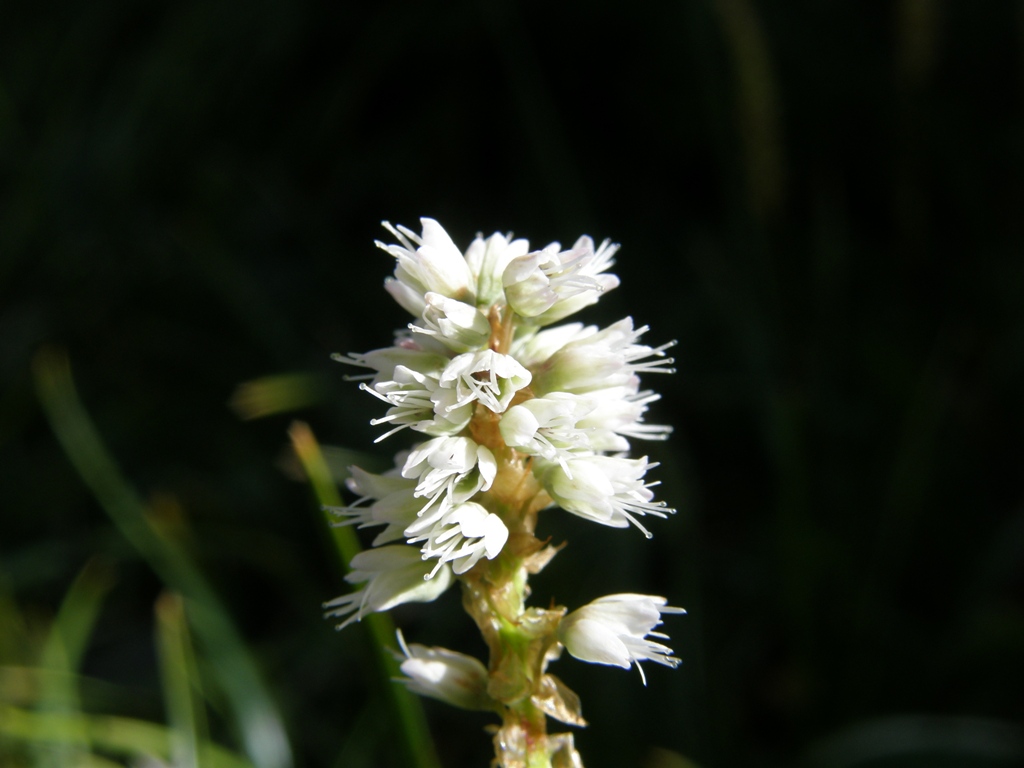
[{"x1": 2, "y1": 1, "x2": 1024, "y2": 766}]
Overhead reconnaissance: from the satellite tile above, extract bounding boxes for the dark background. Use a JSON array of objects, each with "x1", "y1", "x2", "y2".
[{"x1": 3, "y1": 1, "x2": 1024, "y2": 766}]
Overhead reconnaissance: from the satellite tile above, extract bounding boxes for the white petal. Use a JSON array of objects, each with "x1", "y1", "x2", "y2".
[{"x1": 560, "y1": 617, "x2": 632, "y2": 668}]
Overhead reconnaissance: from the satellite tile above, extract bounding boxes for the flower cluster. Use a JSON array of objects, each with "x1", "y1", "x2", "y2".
[{"x1": 325, "y1": 218, "x2": 683, "y2": 767}]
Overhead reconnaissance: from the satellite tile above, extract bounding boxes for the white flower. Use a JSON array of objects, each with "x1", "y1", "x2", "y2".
[
  {"x1": 574, "y1": 388, "x2": 672, "y2": 451},
  {"x1": 499, "y1": 393, "x2": 595, "y2": 470},
  {"x1": 346, "y1": 462, "x2": 413, "y2": 501},
  {"x1": 463, "y1": 230, "x2": 531, "y2": 308},
  {"x1": 438, "y1": 349, "x2": 532, "y2": 414},
  {"x1": 333, "y1": 342, "x2": 450, "y2": 387},
  {"x1": 531, "y1": 317, "x2": 675, "y2": 396},
  {"x1": 539, "y1": 454, "x2": 673, "y2": 537},
  {"x1": 406, "y1": 501, "x2": 509, "y2": 577},
  {"x1": 377, "y1": 218, "x2": 476, "y2": 313},
  {"x1": 402, "y1": 436, "x2": 497, "y2": 513},
  {"x1": 360, "y1": 365, "x2": 474, "y2": 442},
  {"x1": 333, "y1": 450, "x2": 508, "y2": 571},
  {"x1": 328, "y1": 465, "x2": 422, "y2": 545},
  {"x1": 324, "y1": 545, "x2": 454, "y2": 630},
  {"x1": 501, "y1": 242, "x2": 563, "y2": 318},
  {"x1": 395, "y1": 631, "x2": 491, "y2": 710},
  {"x1": 558, "y1": 594, "x2": 685, "y2": 684},
  {"x1": 410, "y1": 292, "x2": 491, "y2": 352},
  {"x1": 502, "y1": 236, "x2": 620, "y2": 325},
  {"x1": 509, "y1": 322, "x2": 589, "y2": 369},
  {"x1": 502, "y1": 384, "x2": 669, "y2": 457}
]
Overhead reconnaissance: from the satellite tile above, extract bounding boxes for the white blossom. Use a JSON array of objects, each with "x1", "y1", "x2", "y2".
[
  {"x1": 558, "y1": 594, "x2": 685, "y2": 684},
  {"x1": 395, "y1": 631, "x2": 491, "y2": 710},
  {"x1": 463, "y1": 230, "x2": 531, "y2": 308},
  {"x1": 333, "y1": 341, "x2": 450, "y2": 387},
  {"x1": 503, "y1": 236, "x2": 620, "y2": 325},
  {"x1": 539, "y1": 454, "x2": 673, "y2": 537},
  {"x1": 335, "y1": 452, "x2": 508, "y2": 570},
  {"x1": 358, "y1": 365, "x2": 473, "y2": 442},
  {"x1": 406, "y1": 501, "x2": 509, "y2": 577},
  {"x1": 345, "y1": 462, "x2": 413, "y2": 501},
  {"x1": 531, "y1": 317, "x2": 675, "y2": 396},
  {"x1": 410, "y1": 292, "x2": 492, "y2": 352},
  {"x1": 323, "y1": 545, "x2": 454, "y2": 630},
  {"x1": 378, "y1": 218, "x2": 476, "y2": 312},
  {"x1": 438, "y1": 349, "x2": 532, "y2": 414},
  {"x1": 402, "y1": 436, "x2": 497, "y2": 514},
  {"x1": 499, "y1": 393, "x2": 595, "y2": 470},
  {"x1": 509, "y1": 322, "x2": 589, "y2": 369},
  {"x1": 574, "y1": 388, "x2": 672, "y2": 451},
  {"x1": 327, "y1": 464, "x2": 421, "y2": 545}
]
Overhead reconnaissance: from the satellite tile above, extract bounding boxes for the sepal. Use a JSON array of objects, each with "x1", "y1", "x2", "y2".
[{"x1": 531, "y1": 674, "x2": 587, "y2": 727}]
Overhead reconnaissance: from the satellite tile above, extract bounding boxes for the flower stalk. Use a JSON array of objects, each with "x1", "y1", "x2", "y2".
[{"x1": 325, "y1": 219, "x2": 684, "y2": 767}]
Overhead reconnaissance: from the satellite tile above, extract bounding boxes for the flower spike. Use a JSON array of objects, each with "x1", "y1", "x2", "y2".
[{"x1": 325, "y1": 218, "x2": 683, "y2": 767}]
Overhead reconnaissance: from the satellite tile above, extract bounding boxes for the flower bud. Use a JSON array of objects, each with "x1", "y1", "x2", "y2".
[{"x1": 396, "y1": 632, "x2": 492, "y2": 710}]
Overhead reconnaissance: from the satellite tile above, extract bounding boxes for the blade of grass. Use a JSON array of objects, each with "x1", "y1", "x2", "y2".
[
  {"x1": 41, "y1": 559, "x2": 116, "y2": 676},
  {"x1": 288, "y1": 421, "x2": 358, "y2": 564},
  {"x1": 32, "y1": 347, "x2": 293, "y2": 768},
  {"x1": 288, "y1": 421, "x2": 441, "y2": 768},
  {"x1": 0, "y1": 704, "x2": 255, "y2": 768},
  {"x1": 0, "y1": 572, "x2": 30, "y2": 667},
  {"x1": 156, "y1": 591, "x2": 208, "y2": 768},
  {"x1": 713, "y1": 0, "x2": 786, "y2": 222},
  {"x1": 0, "y1": 667, "x2": 142, "y2": 713},
  {"x1": 64, "y1": 754, "x2": 123, "y2": 768},
  {"x1": 35, "y1": 558, "x2": 116, "y2": 768},
  {"x1": 228, "y1": 373, "x2": 327, "y2": 420},
  {"x1": 331, "y1": 691, "x2": 389, "y2": 768}
]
